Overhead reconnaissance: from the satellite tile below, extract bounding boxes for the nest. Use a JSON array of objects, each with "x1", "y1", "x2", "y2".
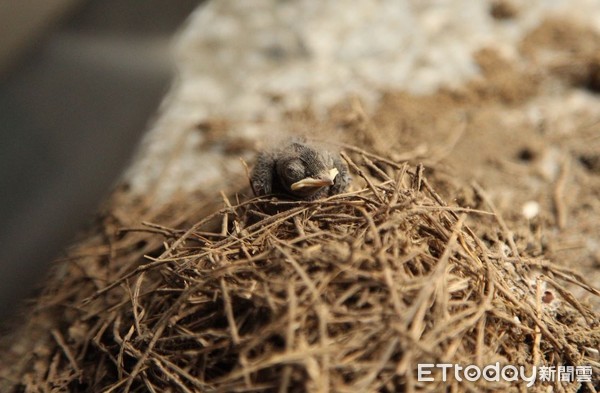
[{"x1": 8, "y1": 147, "x2": 600, "y2": 392}]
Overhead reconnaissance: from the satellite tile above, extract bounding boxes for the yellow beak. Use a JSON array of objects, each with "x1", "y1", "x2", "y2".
[{"x1": 291, "y1": 168, "x2": 339, "y2": 191}]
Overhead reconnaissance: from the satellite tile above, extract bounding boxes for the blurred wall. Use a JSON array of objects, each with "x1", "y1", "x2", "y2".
[{"x1": 0, "y1": 0, "x2": 81, "y2": 77}]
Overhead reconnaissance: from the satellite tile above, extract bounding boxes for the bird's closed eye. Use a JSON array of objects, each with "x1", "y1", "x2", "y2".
[{"x1": 284, "y1": 160, "x2": 305, "y2": 180}]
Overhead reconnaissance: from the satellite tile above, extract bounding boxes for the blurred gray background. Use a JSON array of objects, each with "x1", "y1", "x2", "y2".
[{"x1": 0, "y1": 0, "x2": 201, "y2": 322}]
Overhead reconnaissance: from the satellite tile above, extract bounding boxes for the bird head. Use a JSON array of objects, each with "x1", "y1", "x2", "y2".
[{"x1": 276, "y1": 142, "x2": 339, "y2": 198}]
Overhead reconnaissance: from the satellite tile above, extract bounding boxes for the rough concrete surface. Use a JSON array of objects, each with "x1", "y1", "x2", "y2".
[{"x1": 125, "y1": 0, "x2": 600, "y2": 200}]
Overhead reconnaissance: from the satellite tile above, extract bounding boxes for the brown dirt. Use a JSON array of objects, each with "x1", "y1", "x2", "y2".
[
  {"x1": 1, "y1": 16, "x2": 600, "y2": 393},
  {"x1": 489, "y1": 0, "x2": 519, "y2": 20},
  {"x1": 322, "y1": 17, "x2": 600, "y2": 310}
]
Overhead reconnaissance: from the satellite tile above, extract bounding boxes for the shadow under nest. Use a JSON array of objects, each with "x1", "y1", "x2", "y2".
[{"x1": 11, "y1": 148, "x2": 600, "y2": 392}]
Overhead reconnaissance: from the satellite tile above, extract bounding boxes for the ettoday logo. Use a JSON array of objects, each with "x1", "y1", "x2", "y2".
[{"x1": 417, "y1": 363, "x2": 593, "y2": 387}]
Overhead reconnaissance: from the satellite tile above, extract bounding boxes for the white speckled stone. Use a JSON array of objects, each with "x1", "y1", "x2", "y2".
[{"x1": 124, "y1": 0, "x2": 600, "y2": 201}]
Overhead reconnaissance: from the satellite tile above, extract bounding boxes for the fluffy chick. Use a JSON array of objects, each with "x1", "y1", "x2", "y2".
[{"x1": 250, "y1": 140, "x2": 350, "y2": 200}]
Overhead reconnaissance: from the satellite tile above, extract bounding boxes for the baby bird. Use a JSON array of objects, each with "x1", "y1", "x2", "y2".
[{"x1": 250, "y1": 140, "x2": 350, "y2": 200}]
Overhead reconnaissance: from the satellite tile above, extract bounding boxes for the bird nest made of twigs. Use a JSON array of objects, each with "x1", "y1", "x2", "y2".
[{"x1": 9, "y1": 148, "x2": 600, "y2": 392}]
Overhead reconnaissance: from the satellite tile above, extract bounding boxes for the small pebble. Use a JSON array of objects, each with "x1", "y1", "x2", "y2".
[{"x1": 522, "y1": 200, "x2": 540, "y2": 219}]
